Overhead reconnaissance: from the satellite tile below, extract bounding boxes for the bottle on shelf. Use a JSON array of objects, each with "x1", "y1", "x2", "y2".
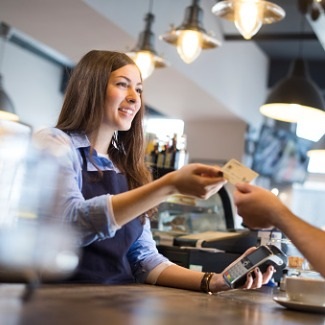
[
  {"x1": 164, "y1": 134, "x2": 177, "y2": 169},
  {"x1": 156, "y1": 141, "x2": 169, "y2": 168},
  {"x1": 149, "y1": 141, "x2": 159, "y2": 167},
  {"x1": 174, "y1": 134, "x2": 188, "y2": 169}
]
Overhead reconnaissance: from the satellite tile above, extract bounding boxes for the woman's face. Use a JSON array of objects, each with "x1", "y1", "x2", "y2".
[{"x1": 103, "y1": 64, "x2": 142, "y2": 132}]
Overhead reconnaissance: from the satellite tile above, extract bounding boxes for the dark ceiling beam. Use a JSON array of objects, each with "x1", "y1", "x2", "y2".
[
  {"x1": 0, "y1": 21, "x2": 73, "y2": 68},
  {"x1": 224, "y1": 33, "x2": 318, "y2": 42},
  {"x1": 10, "y1": 34, "x2": 70, "y2": 67},
  {"x1": 223, "y1": 28, "x2": 325, "y2": 94}
]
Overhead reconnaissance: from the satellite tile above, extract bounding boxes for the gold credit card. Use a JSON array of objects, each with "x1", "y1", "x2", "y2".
[{"x1": 221, "y1": 159, "x2": 259, "y2": 184}]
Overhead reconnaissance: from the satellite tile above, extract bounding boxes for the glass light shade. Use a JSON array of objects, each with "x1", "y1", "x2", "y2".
[
  {"x1": 126, "y1": 12, "x2": 168, "y2": 80},
  {"x1": 234, "y1": 0, "x2": 264, "y2": 39},
  {"x1": 212, "y1": 0, "x2": 285, "y2": 39},
  {"x1": 176, "y1": 30, "x2": 203, "y2": 64},
  {"x1": 160, "y1": 0, "x2": 221, "y2": 64},
  {"x1": 129, "y1": 51, "x2": 155, "y2": 79}
]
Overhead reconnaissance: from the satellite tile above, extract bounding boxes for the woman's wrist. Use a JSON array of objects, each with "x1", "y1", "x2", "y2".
[
  {"x1": 208, "y1": 273, "x2": 230, "y2": 293},
  {"x1": 200, "y1": 272, "x2": 214, "y2": 294},
  {"x1": 159, "y1": 170, "x2": 179, "y2": 196}
]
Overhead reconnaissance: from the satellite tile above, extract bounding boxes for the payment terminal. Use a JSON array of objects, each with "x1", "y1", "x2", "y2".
[{"x1": 223, "y1": 245, "x2": 287, "y2": 288}]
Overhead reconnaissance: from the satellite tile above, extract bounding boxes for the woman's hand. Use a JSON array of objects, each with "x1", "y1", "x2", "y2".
[
  {"x1": 165, "y1": 163, "x2": 227, "y2": 199},
  {"x1": 209, "y1": 247, "x2": 275, "y2": 293}
]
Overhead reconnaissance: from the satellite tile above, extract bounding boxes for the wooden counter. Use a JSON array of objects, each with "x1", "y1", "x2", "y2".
[{"x1": 1, "y1": 283, "x2": 324, "y2": 324}]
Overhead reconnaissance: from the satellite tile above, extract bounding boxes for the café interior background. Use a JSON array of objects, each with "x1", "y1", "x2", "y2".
[{"x1": 1, "y1": 0, "x2": 325, "y2": 229}]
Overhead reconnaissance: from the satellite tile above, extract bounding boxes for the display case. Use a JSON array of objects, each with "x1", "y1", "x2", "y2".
[
  {"x1": 152, "y1": 187, "x2": 234, "y2": 236},
  {"x1": 151, "y1": 187, "x2": 258, "y2": 273}
]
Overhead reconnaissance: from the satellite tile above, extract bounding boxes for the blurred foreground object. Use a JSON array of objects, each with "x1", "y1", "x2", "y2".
[{"x1": 0, "y1": 121, "x2": 79, "y2": 288}]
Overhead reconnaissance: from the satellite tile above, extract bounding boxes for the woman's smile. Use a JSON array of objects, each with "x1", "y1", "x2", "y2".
[{"x1": 118, "y1": 106, "x2": 135, "y2": 117}]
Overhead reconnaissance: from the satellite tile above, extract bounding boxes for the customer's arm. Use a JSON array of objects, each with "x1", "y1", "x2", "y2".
[{"x1": 234, "y1": 183, "x2": 325, "y2": 277}]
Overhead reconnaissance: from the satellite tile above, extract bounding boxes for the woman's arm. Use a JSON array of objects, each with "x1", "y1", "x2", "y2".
[
  {"x1": 35, "y1": 129, "x2": 226, "y2": 244},
  {"x1": 155, "y1": 247, "x2": 274, "y2": 293},
  {"x1": 111, "y1": 164, "x2": 226, "y2": 227}
]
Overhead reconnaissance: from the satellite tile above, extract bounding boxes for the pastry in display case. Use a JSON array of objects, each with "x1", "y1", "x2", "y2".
[{"x1": 152, "y1": 187, "x2": 235, "y2": 246}]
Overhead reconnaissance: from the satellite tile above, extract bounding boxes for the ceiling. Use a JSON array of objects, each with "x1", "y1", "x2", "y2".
[{"x1": 1, "y1": 0, "x2": 325, "y2": 126}]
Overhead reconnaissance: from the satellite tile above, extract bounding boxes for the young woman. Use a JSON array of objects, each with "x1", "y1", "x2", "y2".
[{"x1": 36, "y1": 50, "x2": 273, "y2": 293}]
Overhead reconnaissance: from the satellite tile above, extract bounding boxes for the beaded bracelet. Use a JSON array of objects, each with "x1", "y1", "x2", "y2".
[{"x1": 200, "y1": 272, "x2": 214, "y2": 295}]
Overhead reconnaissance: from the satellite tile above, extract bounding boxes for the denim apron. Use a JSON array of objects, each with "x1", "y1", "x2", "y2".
[{"x1": 68, "y1": 148, "x2": 143, "y2": 284}]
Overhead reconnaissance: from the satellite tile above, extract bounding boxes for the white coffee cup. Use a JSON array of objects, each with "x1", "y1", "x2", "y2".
[{"x1": 286, "y1": 276, "x2": 325, "y2": 305}]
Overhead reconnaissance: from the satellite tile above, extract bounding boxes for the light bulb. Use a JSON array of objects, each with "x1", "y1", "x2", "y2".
[
  {"x1": 132, "y1": 51, "x2": 155, "y2": 79},
  {"x1": 307, "y1": 152, "x2": 325, "y2": 174},
  {"x1": 296, "y1": 116, "x2": 325, "y2": 142},
  {"x1": 176, "y1": 30, "x2": 202, "y2": 64},
  {"x1": 260, "y1": 102, "x2": 325, "y2": 141},
  {"x1": 234, "y1": 0, "x2": 264, "y2": 40}
]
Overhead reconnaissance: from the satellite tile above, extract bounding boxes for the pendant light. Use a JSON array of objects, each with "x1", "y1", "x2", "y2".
[
  {"x1": 298, "y1": 0, "x2": 325, "y2": 22},
  {"x1": 260, "y1": 59, "x2": 325, "y2": 123},
  {"x1": 160, "y1": 0, "x2": 221, "y2": 64},
  {"x1": 211, "y1": 0, "x2": 285, "y2": 40},
  {"x1": 259, "y1": 12, "x2": 325, "y2": 142},
  {"x1": 126, "y1": 1, "x2": 168, "y2": 79},
  {"x1": 0, "y1": 22, "x2": 18, "y2": 122}
]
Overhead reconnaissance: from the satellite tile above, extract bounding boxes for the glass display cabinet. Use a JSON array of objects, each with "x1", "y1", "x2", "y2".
[
  {"x1": 151, "y1": 187, "x2": 259, "y2": 273},
  {"x1": 152, "y1": 187, "x2": 234, "y2": 237}
]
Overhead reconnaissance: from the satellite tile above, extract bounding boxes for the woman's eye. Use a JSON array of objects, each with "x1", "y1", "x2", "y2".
[
  {"x1": 117, "y1": 82, "x2": 128, "y2": 87},
  {"x1": 136, "y1": 88, "x2": 143, "y2": 95}
]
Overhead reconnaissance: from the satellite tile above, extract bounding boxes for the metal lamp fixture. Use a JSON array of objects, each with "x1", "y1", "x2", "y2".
[
  {"x1": 211, "y1": 0, "x2": 285, "y2": 40},
  {"x1": 260, "y1": 59, "x2": 325, "y2": 142},
  {"x1": 0, "y1": 22, "x2": 18, "y2": 122},
  {"x1": 160, "y1": 0, "x2": 221, "y2": 64},
  {"x1": 298, "y1": 0, "x2": 325, "y2": 22},
  {"x1": 126, "y1": 3, "x2": 168, "y2": 80}
]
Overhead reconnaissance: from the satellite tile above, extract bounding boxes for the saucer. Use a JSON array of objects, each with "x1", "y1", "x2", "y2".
[{"x1": 273, "y1": 296, "x2": 325, "y2": 313}]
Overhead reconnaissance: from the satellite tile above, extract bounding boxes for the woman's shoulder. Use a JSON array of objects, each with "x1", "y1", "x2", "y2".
[
  {"x1": 33, "y1": 127, "x2": 75, "y2": 156},
  {"x1": 34, "y1": 127, "x2": 72, "y2": 146},
  {"x1": 34, "y1": 127, "x2": 68, "y2": 139},
  {"x1": 33, "y1": 128, "x2": 82, "y2": 167}
]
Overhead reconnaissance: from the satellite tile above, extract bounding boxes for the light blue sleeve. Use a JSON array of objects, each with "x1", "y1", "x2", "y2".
[
  {"x1": 34, "y1": 128, "x2": 120, "y2": 246},
  {"x1": 128, "y1": 218, "x2": 171, "y2": 283}
]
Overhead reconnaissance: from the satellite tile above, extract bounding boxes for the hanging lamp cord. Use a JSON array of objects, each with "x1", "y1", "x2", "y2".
[
  {"x1": 148, "y1": 0, "x2": 153, "y2": 13},
  {"x1": 297, "y1": 14, "x2": 306, "y2": 60}
]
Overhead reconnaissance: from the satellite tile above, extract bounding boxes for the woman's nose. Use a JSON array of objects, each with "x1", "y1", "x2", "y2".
[
  {"x1": 126, "y1": 95, "x2": 136, "y2": 104},
  {"x1": 126, "y1": 90, "x2": 139, "y2": 104}
]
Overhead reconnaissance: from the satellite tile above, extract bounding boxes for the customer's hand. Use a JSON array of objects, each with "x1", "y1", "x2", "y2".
[
  {"x1": 166, "y1": 163, "x2": 226, "y2": 199},
  {"x1": 209, "y1": 247, "x2": 275, "y2": 292},
  {"x1": 234, "y1": 182, "x2": 288, "y2": 229}
]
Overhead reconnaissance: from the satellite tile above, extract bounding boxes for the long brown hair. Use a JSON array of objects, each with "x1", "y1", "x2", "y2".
[{"x1": 56, "y1": 50, "x2": 153, "y2": 195}]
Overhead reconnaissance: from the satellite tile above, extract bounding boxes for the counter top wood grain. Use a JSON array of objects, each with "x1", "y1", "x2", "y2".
[{"x1": 1, "y1": 283, "x2": 324, "y2": 324}]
